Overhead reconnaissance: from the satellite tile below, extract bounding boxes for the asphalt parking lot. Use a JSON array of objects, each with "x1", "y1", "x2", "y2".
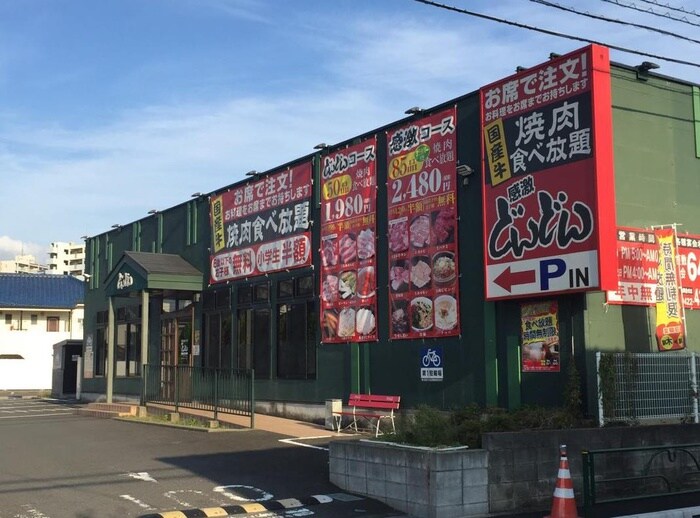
[{"x1": 0, "y1": 397, "x2": 403, "y2": 518}]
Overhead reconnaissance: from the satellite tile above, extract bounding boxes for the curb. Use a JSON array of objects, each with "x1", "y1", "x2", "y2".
[
  {"x1": 139, "y1": 495, "x2": 332, "y2": 517},
  {"x1": 114, "y1": 416, "x2": 247, "y2": 433}
]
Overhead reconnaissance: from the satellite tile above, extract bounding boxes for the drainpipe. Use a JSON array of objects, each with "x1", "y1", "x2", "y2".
[
  {"x1": 107, "y1": 296, "x2": 115, "y2": 404},
  {"x1": 141, "y1": 290, "x2": 149, "y2": 368}
]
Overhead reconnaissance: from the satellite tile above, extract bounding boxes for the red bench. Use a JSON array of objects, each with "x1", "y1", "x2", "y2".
[{"x1": 333, "y1": 393, "x2": 400, "y2": 437}]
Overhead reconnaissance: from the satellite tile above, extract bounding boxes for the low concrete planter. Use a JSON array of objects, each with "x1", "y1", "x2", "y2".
[{"x1": 329, "y1": 439, "x2": 488, "y2": 518}]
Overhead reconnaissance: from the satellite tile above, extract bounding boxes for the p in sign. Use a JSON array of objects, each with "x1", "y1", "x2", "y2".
[
  {"x1": 420, "y1": 347, "x2": 443, "y2": 382},
  {"x1": 490, "y1": 251, "x2": 599, "y2": 298}
]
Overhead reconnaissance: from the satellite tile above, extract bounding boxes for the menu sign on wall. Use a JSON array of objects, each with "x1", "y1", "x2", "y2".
[
  {"x1": 521, "y1": 300, "x2": 560, "y2": 372},
  {"x1": 481, "y1": 44, "x2": 617, "y2": 300},
  {"x1": 320, "y1": 138, "x2": 378, "y2": 343},
  {"x1": 386, "y1": 107, "x2": 461, "y2": 340},
  {"x1": 606, "y1": 226, "x2": 700, "y2": 309},
  {"x1": 209, "y1": 162, "x2": 313, "y2": 283}
]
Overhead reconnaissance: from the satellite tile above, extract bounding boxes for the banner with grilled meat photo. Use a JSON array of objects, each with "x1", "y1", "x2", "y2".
[
  {"x1": 386, "y1": 107, "x2": 461, "y2": 340},
  {"x1": 320, "y1": 137, "x2": 378, "y2": 343}
]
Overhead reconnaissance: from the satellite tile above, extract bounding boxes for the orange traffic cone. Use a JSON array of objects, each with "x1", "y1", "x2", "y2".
[{"x1": 545, "y1": 444, "x2": 580, "y2": 518}]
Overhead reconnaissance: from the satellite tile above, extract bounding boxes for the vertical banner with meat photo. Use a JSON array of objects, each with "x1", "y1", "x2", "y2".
[
  {"x1": 386, "y1": 107, "x2": 461, "y2": 340},
  {"x1": 320, "y1": 138, "x2": 378, "y2": 343},
  {"x1": 654, "y1": 227, "x2": 686, "y2": 351},
  {"x1": 481, "y1": 44, "x2": 617, "y2": 300},
  {"x1": 209, "y1": 161, "x2": 313, "y2": 284},
  {"x1": 521, "y1": 301, "x2": 560, "y2": 372}
]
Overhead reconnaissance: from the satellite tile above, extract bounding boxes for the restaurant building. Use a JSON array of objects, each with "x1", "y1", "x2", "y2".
[{"x1": 81, "y1": 45, "x2": 700, "y2": 416}]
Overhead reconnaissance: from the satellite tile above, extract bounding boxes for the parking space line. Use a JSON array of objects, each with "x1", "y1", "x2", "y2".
[{"x1": 0, "y1": 411, "x2": 75, "y2": 419}]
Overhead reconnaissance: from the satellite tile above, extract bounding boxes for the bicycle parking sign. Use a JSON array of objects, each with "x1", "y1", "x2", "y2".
[{"x1": 420, "y1": 347, "x2": 443, "y2": 381}]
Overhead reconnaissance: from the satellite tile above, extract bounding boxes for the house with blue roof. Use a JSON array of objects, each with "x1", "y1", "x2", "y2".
[{"x1": 0, "y1": 273, "x2": 85, "y2": 390}]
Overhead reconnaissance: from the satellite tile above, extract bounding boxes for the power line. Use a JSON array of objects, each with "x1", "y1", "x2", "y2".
[
  {"x1": 412, "y1": 0, "x2": 700, "y2": 69},
  {"x1": 600, "y1": 0, "x2": 700, "y2": 29},
  {"x1": 530, "y1": 0, "x2": 700, "y2": 46},
  {"x1": 635, "y1": 0, "x2": 700, "y2": 19}
]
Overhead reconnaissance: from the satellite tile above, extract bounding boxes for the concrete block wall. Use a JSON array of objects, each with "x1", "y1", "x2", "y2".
[{"x1": 329, "y1": 440, "x2": 488, "y2": 518}]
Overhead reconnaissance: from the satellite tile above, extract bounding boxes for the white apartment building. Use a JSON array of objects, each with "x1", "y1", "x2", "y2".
[
  {"x1": 0, "y1": 254, "x2": 48, "y2": 274},
  {"x1": 48, "y1": 241, "x2": 86, "y2": 277}
]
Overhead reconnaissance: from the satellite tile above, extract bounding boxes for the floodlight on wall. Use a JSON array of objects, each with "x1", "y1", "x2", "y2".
[
  {"x1": 191, "y1": 192, "x2": 202, "y2": 198},
  {"x1": 516, "y1": 66, "x2": 527, "y2": 73},
  {"x1": 313, "y1": 143, "x2": 329, "y2": 150},
  {"x1": 147, "y1": 209, "x2": 159, "y2": 215},
  {"x1": 549, "y1": 53, "x2": 561, "y2": 60},
  {"x1": 636, "y1": 61, "x2": 660, "y2": 81},
  {"x1": 246, "y1": 170, "x2": 258, "y2": 177},
  {"x1": 80, "y1": 235, "x2": 89, "y2": 240},
  {"x1": 456, "y1": 164, "x2": 475, "y2": 186},
  {"x1": 404, "y1": 106, "x2": 423, "y2": 115},
  {"x1": 111, "y1": 224, "x2": 121, "y2": 230}
]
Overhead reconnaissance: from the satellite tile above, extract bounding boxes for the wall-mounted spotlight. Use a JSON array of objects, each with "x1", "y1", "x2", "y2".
[
  {"x1": 636, "y1": 61, "x2": 659, "y2": 81},
  {"x1": 549, "y1": 53, "x2": 561, "y2": 60},
  {"x1": 80, "y1": 235, "x2": 89, "y2": 241},
  {"x1": 246, "y1": 170, "x2": 258, "y2": 177},
  {"x1": 314, "y1": 143, "x2": 329, "y2": 150},
  {"x1": 456, "y1": 164, "x2": 475, "y2": 186},
  {"x1": 191, "y1": 192, "x2": 202, "y2": 198},
  {"x1": 111, "y1": 224, "x2": 121, "y2": 229},
  {"x1": 147, "y1": 209, "x2": 159, "y2": 215},
  {"x1": 515, "y1": 66, "x2": 527, "y2": 73},
  {"x1": 404, "y1": 106, "x2": 423, "y2": 115}
]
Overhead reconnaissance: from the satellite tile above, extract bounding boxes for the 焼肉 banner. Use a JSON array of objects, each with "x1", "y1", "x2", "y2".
[
  {"x1": 606, "y1": 226, "x2": 700, "y2": 309},
  {"x1": 520, "y1": 300, "x2": 560, "y2": 373},
  {"x1": 481, "y1": 44, "x2": 617, "y2": 300},
  {"x1": 209, "y1": 162, "x2": 313, "y2": 283},
  {"x1": 320, "y1": 138, "x2": 378, "y2": 343},
  {"x1": 386, "y1": 107, "x2": 461, "y2": 340},
  {"x1": 654, "y1": 228, "x2": 686, "y2": 351}
]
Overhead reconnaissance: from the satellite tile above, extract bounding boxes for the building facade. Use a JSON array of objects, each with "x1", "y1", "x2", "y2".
[
  {"x1": 48, "y1": 241, "x2": 86, "y2": 277},
  {"x1": 0, "y1": 273, "x2": 84, "y2": 390},
  {"x1": 81, "y1": 45, "x2": 700, "y2": 415},
  {"x1": 0, "y1": 254, "x2": 48, "y2": 274}
]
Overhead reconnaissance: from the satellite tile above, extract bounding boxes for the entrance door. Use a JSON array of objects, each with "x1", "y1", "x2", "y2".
[{"x1": 160, "y1": 306, "x2": 194, "y2": 400}]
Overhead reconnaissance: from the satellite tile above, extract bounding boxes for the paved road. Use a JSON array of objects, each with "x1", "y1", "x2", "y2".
[{"x1": 0, "y1": 398, "x2": 402, "y2": 518}]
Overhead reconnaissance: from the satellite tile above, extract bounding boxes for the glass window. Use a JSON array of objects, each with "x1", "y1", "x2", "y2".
[
  {"x1": 5, "y1": 314, "x2": 12, "y2": 325},
  {"x1": 236, "y1": 308, "x2": 270, "y2": 378},
  {"x1": 297, "y1": 275, "x2": 313, "y2": 297},
  {"x1": 31, "y1": 315, "x2": 38, "y2": 325},
  {"x1": 254, "y1": 282, "x2": 269, "y2": 302},
  {"x1": 116, "y1": 320, "x2": 141, "y2": 377},
  {"x1": 95, "y1": 326, "x2": 107, "y2": 377},
  {"x1": 238, "y1": 286, "x2": 252, "y2": 305},
  {"x1": 277, "y1": 301, "x2": 316, "y2": 379},
  {"x1": 278, "y1": 279, "x2": 294, "y2": 298}
]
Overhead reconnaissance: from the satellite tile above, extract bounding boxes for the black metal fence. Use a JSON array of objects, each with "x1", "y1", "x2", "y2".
[
  {"x1": 142, "y1": 364, "x2": 254, "y2": 427},
  {"x1": 582, "y1": 444, "x2": 700, "y2": 517}
]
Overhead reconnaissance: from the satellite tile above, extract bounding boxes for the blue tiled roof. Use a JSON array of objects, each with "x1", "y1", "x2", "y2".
[{"x1": 0, "y1": 273, "x2": 85, "y2": 309}]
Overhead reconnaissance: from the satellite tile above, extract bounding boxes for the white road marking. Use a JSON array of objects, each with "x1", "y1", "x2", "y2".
[
  {"x1": 0, "y1": 412, "x2": 74, "y2": 419},
  {"x1": 125, "y1": 472, "x2": 158, "y2": 483},
  {"x1": 119, "y1": 494, "x2": 155, "y2": 510},
  {"x1": 214, "y1": 484, "x2": 274, "y2": 502},
  {"x1": 16, "y1": 505, "x2": 51, "y2": 518},
  {"x1": 278, "y1": 436, "x2": 331, "y2": 451},
  {"x1": 163, "y1": 489, "x2": 207, "y2": 508}
]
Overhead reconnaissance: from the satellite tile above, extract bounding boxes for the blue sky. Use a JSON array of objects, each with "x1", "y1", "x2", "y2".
[{"x1": 1, "y1": 0, "x2": 698, "y2": 260}]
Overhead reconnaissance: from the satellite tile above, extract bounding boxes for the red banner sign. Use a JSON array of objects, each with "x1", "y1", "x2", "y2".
[
  {"x1": 320, "y1": 138, "x2": 378, "y2": 343},
  {"x1": 606, "y1": 226, "x2": 700, "y2": 309},
  {"x1": 481, "y1": 44, "x2": 617, "y2": 300},
  {"x1": 209, "y1": 162, "x2": 313, "y2": 283},
  {"x1": 386, "y1": 107, "x2": 461, "y2": 340}
]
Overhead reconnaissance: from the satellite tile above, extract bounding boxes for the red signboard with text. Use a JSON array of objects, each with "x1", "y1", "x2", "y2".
[
  {"x1": 481, "y1": 44, "x2": 617, "y2": 300},
  {"x1": 386, "y1": 107, "x2": 461, "y2": 340},
  {"x1": 320, "y1": 138, "x2": 378, "y2": 343},
  {"x1": 209, "y1": 162, "x2": 313, "y2": 284},
  {"x1": 606, "y1": 226, "x2": 700, "y2": 310}
]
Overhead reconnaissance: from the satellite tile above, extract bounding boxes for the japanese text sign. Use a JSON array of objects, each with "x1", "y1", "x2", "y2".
[
  {"x1": 386, "y1": 107, "x2": 461, "y2": 340},
  {"x1": 521, "y1": 300, "x2": 560, "y2": 372},
  {"x1": 209, "y1": 161, "x2": 313, "y2": 283},
  {"x1": 320, "y1": 138, "x2": 378, "y2": 343},
  {"x1": 654, "y1": 228, "x2": 686, "y2": 351},
  {"x1": 606, "y1": 226, "x2": 700, "y2": 309},
  {"x1": 481, "y1": 45, "x2": 617, "y2": 300}
]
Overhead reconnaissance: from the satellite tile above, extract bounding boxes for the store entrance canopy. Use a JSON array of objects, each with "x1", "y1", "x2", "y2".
[{"x1": 104, "y1": 251, "x2": 203, "y2": 297}]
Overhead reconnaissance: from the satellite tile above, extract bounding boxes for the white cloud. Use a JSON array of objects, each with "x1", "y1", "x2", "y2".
[{"x1": 0, "y1": 236, "x2": 45, "y2": 262}]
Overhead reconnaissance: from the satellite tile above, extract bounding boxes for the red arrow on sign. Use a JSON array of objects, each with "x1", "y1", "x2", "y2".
[{"x1": 494, "y1": 266, "x2": 536, "y2": 292}]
